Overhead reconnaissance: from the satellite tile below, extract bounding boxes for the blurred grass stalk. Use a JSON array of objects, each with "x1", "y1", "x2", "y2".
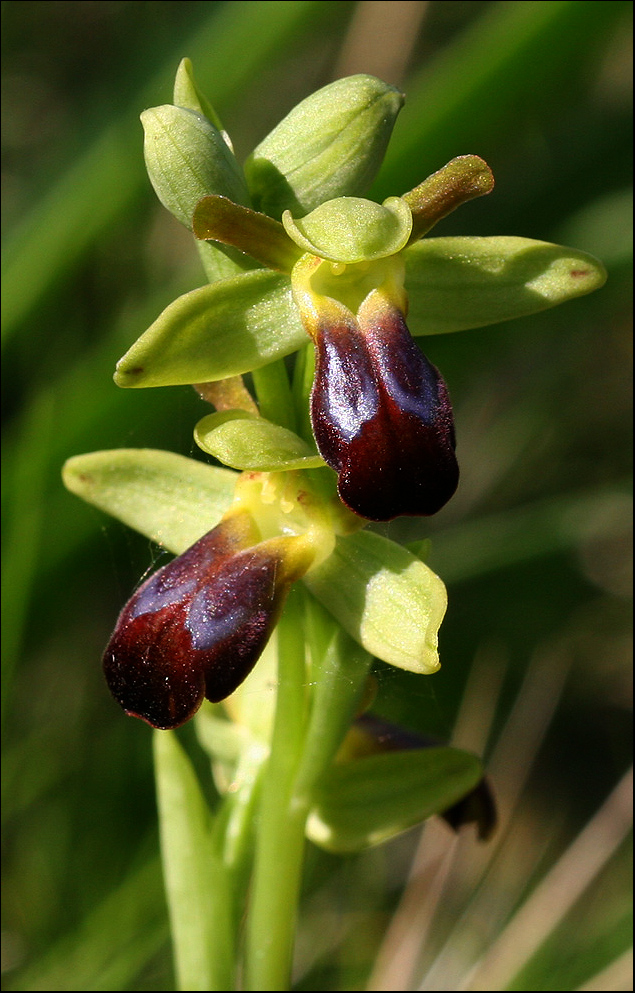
[{"x1": 366, "y1": 647, "x2": 633, "y2": 991}]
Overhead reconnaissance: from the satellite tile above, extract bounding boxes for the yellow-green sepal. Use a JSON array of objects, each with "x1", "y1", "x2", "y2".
[
  {"x1": 62, "y1": 449, "x2": 237, "y2": 554},
  {"x1": 304, "y1": 531, "x2": 447, "y2": 675},
  {"x1": 404, "y1": 236, "x2": 608, "y2": 335},
  {"x1": 114, "y1": 270, "x2": 307, "y2": 388}
]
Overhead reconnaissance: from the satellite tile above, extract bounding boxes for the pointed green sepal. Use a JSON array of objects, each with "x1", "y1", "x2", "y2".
[
  {"x1": 404, "y1": 236, "x2": 608, "y2": 335},
  {"x1": 193, "y1": 195, "x2": 301, "y2": 272},
  {"x1": 141, "y1": 105, "x2": 249, "y2": 228},
  {"x1": 172, "y1": 57, "x2": 232, "y2": 150},
  {"x1": 306, "y1": 746, "x2": 483, "y2": 852},
  {"x1": 62, "y1": 449, "x2": 237, "y2": 554},
  {"x1": 303, "y1": 530, "x2": 447, "y2": 674},
  {"x1": 282, "y1": 196, "x2": 412, "y2": 264},
  {"x1": 403, "y1": 155, "x2": 495, "y2": 242},
  {"x1": 244, "y1": 74, "x2": 404, "y2": 219},
  {"x1": 194, "y1": 410, "x2": 325, "y2": 471},
  {"x1": 114, "y1": 270, "x2": 307, "y2": 388}
]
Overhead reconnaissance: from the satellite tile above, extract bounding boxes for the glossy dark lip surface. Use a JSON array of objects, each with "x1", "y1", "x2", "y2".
[
  {"x1": 102, "y1": 522, "x2": 290, "y2": 729},
  {"x1": 310, "y1": 307, "x2": 458, "y2": 522}
]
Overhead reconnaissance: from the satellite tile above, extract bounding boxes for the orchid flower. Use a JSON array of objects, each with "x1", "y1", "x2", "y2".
[{"x1": 64, "y1": 61, "x2": 606, "y2": 729}]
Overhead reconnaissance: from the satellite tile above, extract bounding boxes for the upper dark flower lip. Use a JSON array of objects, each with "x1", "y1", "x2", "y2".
[
  {"x1": 309, "y1": 286, "x2": 459, "y2": 521},
  {"x1": 291, "y1": 252, "x2": 459, "y2": 521}
]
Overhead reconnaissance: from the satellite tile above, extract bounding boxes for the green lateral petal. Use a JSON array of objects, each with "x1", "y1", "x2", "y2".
[
  {"x1": 141, "y1": 105, "x2": 249, "y2": 229},
  {"x1": 62, "y1": 449, "x2": 237, "y2": 554},
  {"x1": 306, "y1": 746, "x2": 483, "y2": 852},
  {"x1": 404, "y1": 236, "x2": 608, "y2": 336},
  {"x1": 244, "y1": 74, "x2": 404, "y2": 219},
  {"x1": 194, "y1": 410, "x2": 324, "y2": 471},
  {"x1": 303, "y1": 531, "x2": 447, "y2": 674},
  {"x1": 403, "y1": 155, "x2": 494, "y2": 242},
  {"x1": 193, "y1": 195, "x2": 301, "y2": 272},
  {"x1": 114, "y1": 270, "x2": 307, "y2": 388},
  {"x1": 282, "y1": 196, "x2": 412, "y2": 263}
]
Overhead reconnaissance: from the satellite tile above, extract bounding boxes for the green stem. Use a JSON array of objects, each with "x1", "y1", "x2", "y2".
[
  {"x1": 252, "y1": 359, "x2": 297, "y2": 433},
  {"x1": 243, "y1": 587, "x2": 309, "y2": 990}
]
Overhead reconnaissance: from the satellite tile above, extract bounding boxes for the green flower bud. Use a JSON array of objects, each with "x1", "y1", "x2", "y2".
[
  {"x1": 244, "y1": 74, "x2": 404, "y2": 219},
  {"x1": 141, "y1": 105, "x2": 249, "y2": 228},
  {"x1": 172, "y1": 57, "x2": 231, "y2": 147}
]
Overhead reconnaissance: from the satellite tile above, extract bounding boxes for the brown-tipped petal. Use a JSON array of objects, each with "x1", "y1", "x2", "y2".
[
  {"x1": 403, "y1": 155, "x2": 494, "y2": 242},
  {"x1": 192, "y1": 195, "x2": 301, "y2": 272},
  {"x1": 310, "y1": 294, "x2": 458, "y2": 521}
]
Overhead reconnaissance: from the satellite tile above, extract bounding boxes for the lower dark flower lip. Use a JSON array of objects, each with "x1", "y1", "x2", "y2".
[{"x1": 102, "y1": 515, "x2": 316, "y2": 729}]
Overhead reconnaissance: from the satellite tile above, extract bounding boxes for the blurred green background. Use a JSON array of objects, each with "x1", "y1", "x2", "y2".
[{"x1": 2, "y1": 2, "x2": 632, "y2": 990}]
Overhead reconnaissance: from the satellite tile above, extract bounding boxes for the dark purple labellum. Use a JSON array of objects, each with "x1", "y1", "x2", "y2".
[
  {"x1": 310, "y1": 302, "x2": 459, "y2": 521},
  {"x1": 102, "y1": 517, "x2": 294, "y2": 729}
]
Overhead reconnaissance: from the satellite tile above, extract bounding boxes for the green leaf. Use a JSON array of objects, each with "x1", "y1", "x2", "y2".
[
  {"x1": 62, "y1": 449, "x2": 236, "y2": 554},
  {"x1": 244, "y1": 74, "x2": 404, "y2": 219},
  {"x1": 306, "y1": 746, "x2": 483, "y2": 852},
  {"x1": 114, "y1": 270, "x2": 306, "y2": 388},
  {"x1": 404, "y1": 236, "x2": 608, "y2": 335},
  {"x1": 282, "y1": 195, "x2": 412, "y2": 263},
  {"x1": 304, "y1": 530, "x2": 447, "y2": 674},
  {"x1": 153, "y1": 730, "x2": 234, "y2": 990},
  {"x1": 141, "y1": 105, "x2": 249, "y2": 228},
  {"x1": 194, "y1": 410, "x2": 324, "y2": 470}
]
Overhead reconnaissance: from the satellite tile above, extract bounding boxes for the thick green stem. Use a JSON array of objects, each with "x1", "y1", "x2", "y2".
[
  {"x1": 243, "y1": 587, "x2": 309, "y2": 990},
  {"x1": 252, "y1": 359, "x2": 297, "y2": 432}
]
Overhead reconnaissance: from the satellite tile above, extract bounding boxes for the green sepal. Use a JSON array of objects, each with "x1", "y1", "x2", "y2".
[
  {"x1": 62, "y1": 449, "x2": 237, "y2": 554},
  {"x1": 404, "y1": 236, "x2": 608, "y2": 336},
  {"x1": 193, "y1": 195, "x2": 301, "y2": 272},
  {"x1": 141, "y1": 105, "x2": 249, "y2": 229},
  {"x1": 244, "y1": 74, "x2": 404, "y2": 219},
  {"x1": 153, "y1": 730, "x2": 234, "y2": 990},
  {"x1": 172, "y1": 57, "x2": 232, "y2": 150},
  {"x1": 282, "y1": 196, "x2": 412, "y2": 264},
  {"x1": 306, "y1": 746, "x2": 483, "y2": 852},
  {"x1": 114, "y1": 270, "x2": 307, "y2": 388},
  {"x1": 194, "y1": 410, "x2": 325, "y2": 471},
  {"x1": 303, "y1": 530, "x2": 447, "y2": 675}
]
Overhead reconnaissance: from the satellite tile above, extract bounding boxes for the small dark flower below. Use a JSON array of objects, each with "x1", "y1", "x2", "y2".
[{"x1": 103, "y1": 511, "x2": 314, "y2": 729}]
